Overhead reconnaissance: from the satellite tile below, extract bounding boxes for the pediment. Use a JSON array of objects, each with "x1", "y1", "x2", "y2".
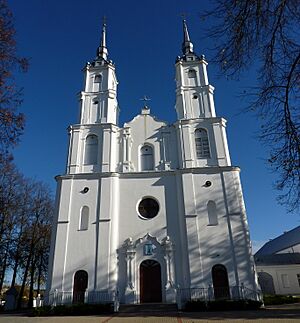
[{"x1": 124, "y1": 112, "x2": 167, "y2": 129}]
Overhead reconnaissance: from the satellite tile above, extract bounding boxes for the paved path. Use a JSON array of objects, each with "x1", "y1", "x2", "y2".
[{"x1": 1, "y1": 303, "x2": 300, "y2": 322}]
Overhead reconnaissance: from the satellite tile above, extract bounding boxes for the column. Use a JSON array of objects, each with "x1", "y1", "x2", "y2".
[
  {"x1": 124, "y1": 238, "x2": 136, "y2": 304},
  {"x1": 162, "y1": 236, "x2": 176, "y2": 303},
  {"x1": 121, "y1": 128, "x2": 133, "y2": 172}
]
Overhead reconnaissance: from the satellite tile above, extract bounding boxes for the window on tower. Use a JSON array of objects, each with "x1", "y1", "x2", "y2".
[
  {"x1": 79, "y1": 206, "x2": 89, "y2": 230},
  {"x1": 140, "y1": 144, "x2": 154, "y2": 171},
  {"x1": 94, "y1": 74, "x2": 102, "y2": 83},
  {"x1": 84, "y1": 134, "x2": 98, "y2": 165},
  {"x1": 188, "y1": 69, "x2": 197, "y2": 86},
  {"x1": 195, "y1": 128, "x2": 210, "y2": 158},
  {"x1": 188, "y1": 69, "x2": 196, "y2": 78},
  {"x1": 207, "y1": 200, "x2": 218, "y2": 225},
  {"x1": 93, "y1": 74, "x2": 102, "y2": 92}
]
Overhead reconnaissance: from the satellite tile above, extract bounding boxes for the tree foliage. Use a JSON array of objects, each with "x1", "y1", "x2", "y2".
[
  {"x1": 0, "y1": 1, "x2": 53, "y2": 307},
  {"x1": 202, "y1": 0, "x2": 300, "y2": 212},
  {"x1": 0, "y1": 159, "x2": 54, "y2": 307},
  {"x1": 0, "y1": 0, "x2": 28, "y2": 157}
]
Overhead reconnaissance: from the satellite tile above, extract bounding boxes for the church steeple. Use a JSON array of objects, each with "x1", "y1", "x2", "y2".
[
  {"x1": 78, "y1": 19, "x2": 119, "y2": 126},
  {"x1": 175, "y1": 19, "x2": 216, "y2": 119},
  {"x1": 97, "y1": 19, "x2": 108, "y2": 61},
  {"x1": 182, "y1": 19, "x2": 194, "y2": 55}
]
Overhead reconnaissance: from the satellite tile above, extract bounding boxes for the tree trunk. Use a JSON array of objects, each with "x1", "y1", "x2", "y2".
[
  {"x1": 10, "y1": 256, "x2": 19, "y2": 288},
  {"x1": 28, "y1": 257, "x2": 36, "y2": 308},
  {"x1": 0, "y1": 249, "x2": 8, "y2": 292},
  {"x1": 17, "y1": 245, "x2": 33, "y2": 309},
  {"x1": 37, "y1": 253, "x2": 43, "y2": 294},
  {"x1": 11, "y1": 226, "x2": 24, "y2": 287}
]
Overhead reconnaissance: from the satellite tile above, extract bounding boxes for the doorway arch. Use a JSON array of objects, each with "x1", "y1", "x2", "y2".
[
  {"x1": 212, "y1": 264, "x2": 230, "y2": 300},
  {"x1": 258, "y1": 272, "x2": 275, "y2": 295},
  {"x1": 73, "y1": 270, "x2": 88, "y2": 304},
  {"x1": 140, "y1": 260, "x2": 162, "y2": 303}
]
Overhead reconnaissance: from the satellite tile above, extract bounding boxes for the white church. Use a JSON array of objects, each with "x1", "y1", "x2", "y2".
[{"x1": 47, "y1": 20, "x2": 260, "y2": 307}]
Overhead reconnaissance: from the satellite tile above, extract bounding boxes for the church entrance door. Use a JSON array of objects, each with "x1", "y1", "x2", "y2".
[
  {"x1": 212, "y1": 264, "x2": 230, "y2": 300},
  {"x1": 73, "y1": 270, "x2": 88, "y2": 304},
  {"x1": 140, "y1": 260, "x2": 162, "y2": 303}
]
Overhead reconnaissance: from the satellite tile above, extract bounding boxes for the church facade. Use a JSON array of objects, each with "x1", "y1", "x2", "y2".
[{"x1": 47, "y1": 21, "x2": 260, "y2": 307}]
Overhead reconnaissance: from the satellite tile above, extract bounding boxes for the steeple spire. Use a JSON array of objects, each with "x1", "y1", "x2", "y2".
[
  {"x1": 97, "y1": 17, "x2": 108, "y2": 60},
  {"x1": 182, "y1": 19, "x2": 194, "y2": 55}
]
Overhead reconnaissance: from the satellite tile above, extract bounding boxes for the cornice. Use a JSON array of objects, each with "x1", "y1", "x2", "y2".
[{"x1": 55, "y1": 166, "x2": 241, "y2": 181}]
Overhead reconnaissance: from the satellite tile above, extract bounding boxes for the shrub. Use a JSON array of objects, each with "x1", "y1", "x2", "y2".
[{"x1": 263, "y1": 295, "x2": 300, "y2": 306}]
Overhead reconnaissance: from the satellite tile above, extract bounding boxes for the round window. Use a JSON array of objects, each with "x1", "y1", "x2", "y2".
[{"x1": 138, "y1": 198, "x2": 159, "y2": 219}]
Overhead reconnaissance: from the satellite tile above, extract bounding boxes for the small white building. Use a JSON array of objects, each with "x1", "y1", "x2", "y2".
[
  {"x1": 47, "y1": 20, "x2": 260, "y2": 307},
  {"x1": 255, "y1": 226, "x2": 300, "y2": 295}
]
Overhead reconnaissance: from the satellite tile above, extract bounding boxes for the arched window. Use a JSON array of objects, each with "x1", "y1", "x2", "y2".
[
  {"x1": 188, "y1": 69, "x2": 197, "y2": 78},
  {"x1": 80, "y1": 206, "x2": 89, "y2": 230},
  {"x1": 94, "y1": 74, "x2": 102, "y2": 83},
  {"x1": 140, "y1": 145, "x2": 154, "y2": 171},
  {"x1": 195, "y1": 128, "x2": 210, "y2": 158},
  {"x1": 188, "y1": 69, "x2": 197, "y2": 86},
  {"x1": 73, "y1": 270, "x2": 88, "y2": 304},
  {"x1": 84, "y1": 135, "x2": 98, "y2": 165},
  {"x1": 207, "y1": 200, "x2": 218, "y2": 225}
]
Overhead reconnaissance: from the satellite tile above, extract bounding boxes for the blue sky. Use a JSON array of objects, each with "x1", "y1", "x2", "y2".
[{"x1": 9, "y1": 0, "x2": 299, "y2": 251}]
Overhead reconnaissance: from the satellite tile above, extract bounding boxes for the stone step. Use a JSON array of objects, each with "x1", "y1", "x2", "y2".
[{"x1": 119, "y1": 303, "x2": 178, "y2": 313}]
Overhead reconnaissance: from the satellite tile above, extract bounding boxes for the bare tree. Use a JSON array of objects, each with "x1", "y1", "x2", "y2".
[
  {"x1": 16, "y1": 181, "x2": 53, "y2": 308},
  {"x1": 201, "y1": 0, "x2": 300, "y2": 212},
  {"x1": 0, "y1": 0, "x2": 28, "y2": 158},
  {"x1": 0, "y1": 158, "x2": 24, "y2": 291}
]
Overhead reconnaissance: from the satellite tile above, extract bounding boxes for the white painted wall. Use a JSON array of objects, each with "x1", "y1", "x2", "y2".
[
  {"x1": 257, "y1": 265, "x2": 300, "y2": 295},
  {"x1": 47, "y1": 28, "x2": 259, "y2": 305}
]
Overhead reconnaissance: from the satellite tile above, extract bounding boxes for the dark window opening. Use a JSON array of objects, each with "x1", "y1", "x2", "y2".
[{"x1": 138, "y1": 198, "x2": 159, "y2": 219}]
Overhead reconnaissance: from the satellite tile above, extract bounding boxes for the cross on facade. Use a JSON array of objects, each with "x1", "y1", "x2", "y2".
[
  {"x1": 140, "y1": 95, "x2": 151, "y2": 109},
  {"x1": 140, "y1": 95, "x2": 151, "y2": 103}
]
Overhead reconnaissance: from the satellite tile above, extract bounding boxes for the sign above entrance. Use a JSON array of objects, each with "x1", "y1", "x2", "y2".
[{"x1": 144, "y1": 243, "x2": 155, "y2": 256}]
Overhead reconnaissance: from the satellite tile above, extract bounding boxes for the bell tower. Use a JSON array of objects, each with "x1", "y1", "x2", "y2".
[
  {"x1": 66, "y1": 21, "x2": 119, "y2": 174},
  {"x1": 175, "y1": 20, "x2": 216, "y2": 120},
  {"x1": 79, "y1": 21, "x2": 119, "y2": 125},
  {"x1": 175, "y1": 20, "x2": 230, "y2": 168}
]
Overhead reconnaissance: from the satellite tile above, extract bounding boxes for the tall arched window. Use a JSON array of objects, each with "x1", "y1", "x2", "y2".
[
  {"x1": 140, "y1": 145, "x2": 154, "y2": 171},
  {"x1": 195, "y1": 128, "x2": 210, "y2": 158},
  {"x1": 207, "y1": 200, "x2": 218, "y2": 225},
  {"x1": 188, "y1": 69, "x2": 197, "y2": 78},
  {"x1": 94, "y1": 74, "x2": 102, "y2": 83},
  {"x1": 93, "y1": 74, "x2": 102, "y2": 92},
  {"x1": 80, "y1": 206, "x2": 89, "y2": 230},
  {"x1": 84, "y1": 135, "x2": 98, "y2": 165},
  {"x1": 188, "y1": 69, "x2": 197, "y2": 86}
]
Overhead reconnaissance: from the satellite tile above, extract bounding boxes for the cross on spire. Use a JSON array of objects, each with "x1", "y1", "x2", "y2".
[
  {"x1": 140, "y1": 95, "x2": 151, "y2": 109},
  {"x1": 182, "y1": 18, "x2": 194, "y2": 55},
  {"x1": 97, "y1": 16, "x2": 108, "y2": 60}
]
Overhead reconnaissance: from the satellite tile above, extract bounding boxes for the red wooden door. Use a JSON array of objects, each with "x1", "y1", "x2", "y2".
[
  {"x1": 73, "y1": 270, "x2": 88, "y2": 304},
  {"x1": 140, "y1": 260, "x2": 162, "y2": 303},
  {"x1": 212, "y1": 264, "x2": 230, "y2": 300}
]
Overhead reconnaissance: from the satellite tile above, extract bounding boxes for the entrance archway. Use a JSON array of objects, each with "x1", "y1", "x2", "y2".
[
  {"x1": 73, "y1": 270, "x2": 88, "y2": 304},
  {"x1": 140, "y1": 260, "x2": 162, "y2": 303},
  {"x1": 212, "y1": 264, "x2": 230, "y2": 300}
]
